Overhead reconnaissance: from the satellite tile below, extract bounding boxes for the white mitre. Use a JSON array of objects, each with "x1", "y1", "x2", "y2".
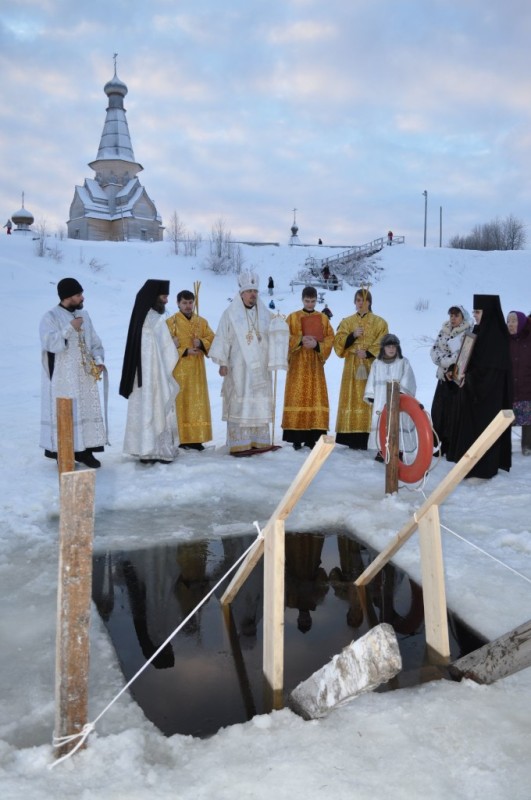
[{"x1": 238, "y1": 270, "x2": 260, "y2": 292}]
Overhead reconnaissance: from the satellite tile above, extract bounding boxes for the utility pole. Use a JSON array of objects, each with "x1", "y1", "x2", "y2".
[
  {"x1": 422, "y1": 190, "x2": 428, "y2": 247},
  {"x1": 439, "y1": 206, "x2": 442, "y2": 247}
]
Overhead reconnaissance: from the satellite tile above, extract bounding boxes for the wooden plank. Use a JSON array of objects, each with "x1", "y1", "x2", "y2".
[
  {"x1": 220, "y1": 435, "x2": 335, "y2": 604},
  {"x1": 418, "y1": 504, "x2": 450, "y2": 662},
  {"x1": 355, "y1": 410, "x2": 514, "y2": 586},
  {"x1": 263, "y1": 518, "x2": 285, "y2": 703},
  {"x1": 54, "y1": 470, "x2": 95, "y2": 759},
  {"x1": 57, "y1": 397, "x2": 75, "y2": 474},
  {"x1": 385, "y1": 381, "x2": 400, "y2": 495},
  {"x1": 449, "y1": 619, "x2": 531, "y2": 684}
]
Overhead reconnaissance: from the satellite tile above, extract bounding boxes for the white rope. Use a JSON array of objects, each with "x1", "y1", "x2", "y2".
[
  {"x1": 49, "y1": 524, "x2": 265, "y2": 769},
  {"x1": 440, "y1": 521, "x2": 531, "y2": 585},
  {"x1": 414, "y1": 489, "x2": 531, "y2": 586},
  {"x1": 397, "y1": 407, "x2": 440, "y2": 493}
]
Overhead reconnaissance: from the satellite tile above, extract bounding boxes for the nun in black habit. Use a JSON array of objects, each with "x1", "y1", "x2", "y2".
[{"x1": 448, "y1": 294, "x2": 512, "y2": 478}]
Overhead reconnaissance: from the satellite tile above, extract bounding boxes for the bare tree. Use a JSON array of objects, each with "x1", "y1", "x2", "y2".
[
  {"x1": 34, "y1": 219, "x2": 48, "y2": 257},
  {"x1": 183, "y1": 231, "x2": 202, "y2": 256},
  {"x1": 503, "y1": 214, "x2": 526, "y2": 250},
  {"x1": 206, "y1": 218, "x2": 240, "y2": 273},
  {"x1": 449, "y1": 215, "x2": 526, "y2": 251},
  {"x1": 167, "y1": 211, "x2": 186, "y2": 255}
]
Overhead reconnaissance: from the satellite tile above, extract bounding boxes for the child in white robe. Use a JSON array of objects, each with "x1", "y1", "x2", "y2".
[{"x1": 364, "y1": 333, "x2": 417, "y2": 460}]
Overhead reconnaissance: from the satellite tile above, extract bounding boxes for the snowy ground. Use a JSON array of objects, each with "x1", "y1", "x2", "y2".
[{"x1": 0, "y1": 233, "x2": 530, "y2": 799}]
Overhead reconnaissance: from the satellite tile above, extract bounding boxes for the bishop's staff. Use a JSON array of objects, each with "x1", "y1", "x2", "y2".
[{"x1": 355, "y1": 282, "x2": 372, "y2": 380}]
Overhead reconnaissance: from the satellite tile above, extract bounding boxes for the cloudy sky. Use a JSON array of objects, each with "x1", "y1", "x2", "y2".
[{"x1": 1, "y1": 0, "x2": 531, "y2": 247}]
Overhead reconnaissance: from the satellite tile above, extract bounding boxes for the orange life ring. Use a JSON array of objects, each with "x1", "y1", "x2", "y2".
[{"x1": 378, "y1": 395, "x2": 433, "y2": 484}]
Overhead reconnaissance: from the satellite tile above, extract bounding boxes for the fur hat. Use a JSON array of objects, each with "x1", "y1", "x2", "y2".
[
  {"x1": 381, "y1": 333, "x2": 400, "y2": 347},
  {"x1": 379, "y1": 333, "x2": 403, "y2": 359},
  {"x1": 238, "y1": 270, "x2": 260, "y2": 293},
  {"x1": 57, "y1": 277, "x2": 83, "y2": 300}
]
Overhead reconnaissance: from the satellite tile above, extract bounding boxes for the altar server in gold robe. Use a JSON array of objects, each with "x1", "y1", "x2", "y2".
[
  {"x1": 282, "y1": 286, "x2": 335, "y2": 450},
  {"x1": 166, "y1": 290, "x2": 214, "y2": 450},
  {"x1": 334, "y1": 288, "x2": 388, "y2": 449}
]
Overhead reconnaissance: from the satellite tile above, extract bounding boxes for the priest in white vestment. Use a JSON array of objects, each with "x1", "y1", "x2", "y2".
[
  {"x1": 210, "y1": 270, "x2": 288, "y2": 456},
  {"x1": 120, "y1": 280, "x2": 179, "y2": 463},
  {"x1": 39, "y1": 277, "x2": 106, "y2": 469}
]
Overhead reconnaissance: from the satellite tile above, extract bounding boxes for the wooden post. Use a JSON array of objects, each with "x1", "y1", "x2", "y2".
[
  {"x1": 418, "y1": 504, "x2": 450, "y2": 662},
  {"x1": 355, "y1": 410, "x2": 514, "y2": 586},
  {"x1": 263, "y1": 518, "x2": 285, "y2": 705},
  {"x1": 54, "y1": 470, "x2": 95, "y2": 759},
  {"x1": 57, "y1": 397, "x2": 75, "y2": 474},
  {"x1": 221, "y1": 435, "x2": 335, "y2": 605},
  {"x1": 385, "y1": 381, "x2": 400, "y2": 495}
]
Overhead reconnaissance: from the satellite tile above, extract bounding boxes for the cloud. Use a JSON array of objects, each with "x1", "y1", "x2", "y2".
[{"x1": 1, "y1": 1, "x2": 531, "y2": 247}]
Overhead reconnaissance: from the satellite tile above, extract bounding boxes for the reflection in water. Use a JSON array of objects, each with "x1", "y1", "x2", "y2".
[
  {"x1": 92, "y1": 530, "x2": 485, "y2": 738},
  {"x1": 123, "y1": 559, "x2": 175, "y2": 669},
  {"x1": 285, "y1": 533, "x2": 328, "y2": 633},
  {"x1": 174, "y1": 542, "x2": 209, "y2": 636}
]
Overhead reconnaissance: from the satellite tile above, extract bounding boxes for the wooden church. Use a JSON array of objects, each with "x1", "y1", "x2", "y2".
[{"x1": 67, "y1": 60, "x2": 164, "y2": 242}]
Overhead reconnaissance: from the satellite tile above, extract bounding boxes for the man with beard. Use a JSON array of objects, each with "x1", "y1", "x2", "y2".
[
  {"x1": 120, "y1": 280, "x2": 179, "y2": 463},
  {"x1": 334, "y1": 288, "x2": 388, "y2": 450},
  {"x1": 39, "y1": 277, "x2": 107, "y2": 468},
  {"x1": 166, "y1": 290, "x2": 215, "y2": 450},
  {"x1": 209, "y1": 270, "x2": 287, "y2": 456}
]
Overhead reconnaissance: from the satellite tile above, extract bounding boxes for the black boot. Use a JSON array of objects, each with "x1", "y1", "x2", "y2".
[{"x1": 75, "y1": 450, "x2": 101, "y2": 468}]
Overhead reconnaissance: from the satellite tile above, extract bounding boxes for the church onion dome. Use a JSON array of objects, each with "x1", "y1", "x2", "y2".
[
  {"x1": 104, "y1": 71, "x2": 128, "y2": 99},
  {"x1": 12, "y1": 205, "x2": 34, "y2": 226}
]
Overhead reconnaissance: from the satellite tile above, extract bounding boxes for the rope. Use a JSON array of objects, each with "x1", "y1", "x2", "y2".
[
  {"x1": 440, "y1": 521, "x2": 531, "y2": 585},
  {"x1": 414, "y1": 488, "x2": 531, "y2": 586},
  {"x1": 49, "y1": 525, "x2": 265, "y2": 769},
  {"x1": 397, "y1": 407, "x2": 440, "y2": 492}
]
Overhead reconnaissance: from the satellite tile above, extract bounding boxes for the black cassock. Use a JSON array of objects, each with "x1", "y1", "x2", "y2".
[{"x1": 447, "y1": 295, "x2": 513, "y2": 479}]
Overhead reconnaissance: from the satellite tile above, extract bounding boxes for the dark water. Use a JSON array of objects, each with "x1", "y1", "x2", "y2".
[{"x1": 92, "y1": 530, "x2": 485, "y2": 738}]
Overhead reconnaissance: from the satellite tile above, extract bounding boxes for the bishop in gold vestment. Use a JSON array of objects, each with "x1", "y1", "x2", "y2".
[
  {"x1": 166, "y1": 291, "x2": 214, "y2": 450},
  {"x1": 282, "y1": 287, "x2": 335, "y2": 449},
  {"x1": 334, "y1": 289, "x2": 388, "y2": 449}
]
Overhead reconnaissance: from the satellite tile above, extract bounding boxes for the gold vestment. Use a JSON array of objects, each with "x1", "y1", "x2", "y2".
[
  {"x1": 334, "y1": 311, "x2": 388, "y2": 434},
  {"x1": 166, "y1": 312, "x2": 214, "y2": 444},
  {"x1": 282, "y1": 310, "x2": 334, "y2": 432}
]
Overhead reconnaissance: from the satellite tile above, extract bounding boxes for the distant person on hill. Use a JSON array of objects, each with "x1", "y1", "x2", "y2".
[
  {"x1": 209, "y1": 270, "x2": 288, "y2": 456},
  {"x1": 430, "y1": 305, "x2": 473, "y2": 457},
  {"x1": 282, "y1": 286, "x2": 335, "y2": 450},
  {"x1": 321, "y1": 265, "x2": 330, "y2": 281},
  {"x1": 318, "y1": 238, "x2": 323, "y2": 245},
  {"x1": 120, "y1": 280, "x2": 179, "y2": 464},
  {"x1": 322, "y1": 304, "x2": 333, "y2": 320},
  {"x1": 166, "y1": 290, "x2": 215, "y2": 451},
  {"x1": 3, "y1": 219, "x2": 12, "y2": 234},
  {"x1": 334, "y1": 288, "x2": 389, "y2": 450},
  {"x1": 39, "y1": 278, "x2": 106, "y2": 468},
  {"x1": 268, "y1": 276, "x2": 274, "y2": 296},
  {"x1": 364, "y1": 334, "x2": 416, "y2": 462},
  {"x1": 387, "y1": 231, "x2": 393, "y2": 246},
  {"x1": 507, "y1": 310, "x2": 531, "y2": 455}
]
